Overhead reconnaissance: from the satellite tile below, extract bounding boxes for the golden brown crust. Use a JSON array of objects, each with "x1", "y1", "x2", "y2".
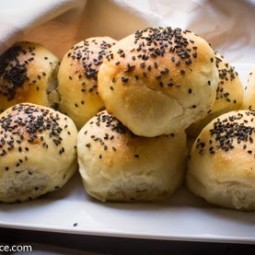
[
  {"x1": 0, "y1": 103, "x2": 78, "y2": 203},
  {"x1": 98, "y1": 27, "x2": 218, "y2": 137},
  {"x1": 57, "y1": 37, "x2": 116, "y2": 129},
  {"x1": 187, "y1": 52, "x2": 244, "y2": 137},
  {"x1": 77, "y1": 110, "x2": 187, "y2": 202},
  {"x1": 214, "y1": 52, "x2": 243, "y2": 109},
  {"x1": 0, "y1": 41, "x2": 59, "y2": 112},
  {"x1": 187, "y1": 110, "x2": 255, "y2": 210},
  {"x1": 243, "y1": 66, "x2": 255, "y2": 110}
]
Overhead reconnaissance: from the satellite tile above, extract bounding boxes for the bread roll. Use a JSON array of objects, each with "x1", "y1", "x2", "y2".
[
  {"x1": 243, "y1": 66, "x2": 255, "y2": 110},
  {"x1": 187, "y1": 110, "x2": 255, "y2": 210},
  {"x1": 57, "y1": 37, "x2": 116, "y2": 129},
  {"x1": 0, "y1": 103, "x2": 77, "y2": 203},
  {"x1": 98, "y1": 27, "x2": 218, "y2": 137},
  {"x1": 77, "y1": 110, "x2": 187, "y2": 202},
  {"x1": 187, "y1": 52, "x2": 243, "y2": 137},
  {"x1": 0, "y1": 41, "x2": 59, "y2": 113}
]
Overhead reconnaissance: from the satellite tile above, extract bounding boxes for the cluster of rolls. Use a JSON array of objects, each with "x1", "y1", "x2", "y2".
[
  {"x1": 75, "y1": 27, "x2": 219, "y2": 203},
  {"x1": 0, "y1": 42, "x2": 77, "y2": 202},
  {"x1": 187, "y1": 66, "x2": 255, "y2": 211},
  {"x1": 0, "y1": 27, "x2": 255, "y2": 210}
]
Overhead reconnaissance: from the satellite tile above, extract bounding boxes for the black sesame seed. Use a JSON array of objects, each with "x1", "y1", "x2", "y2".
[
  {"x1": 121, "y1": 77, "x2": 129, "y2": 83},
  {"x1": 0, "y1": 45, "x2": 29, "y2": 100}
]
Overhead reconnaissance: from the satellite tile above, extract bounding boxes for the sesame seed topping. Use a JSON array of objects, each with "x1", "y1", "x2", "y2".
[
  {"x1": 104, "y1": 27, "x2": 202, "y2": 90},
  {"x1": 195, "y1": 111, "x2": 255, "y2": 155},
  {"x1": 0, "y1": 103, "x2": 68, "y2": 157},
  {"x1": 84, "y1": 111, "x2": 146, "y2": 156},
  {"x1": 215, "y1": 53, "x2": 239, "y2": 103},
  {"x1": 67, "y1": 38, "x2": 116, "y2": 81},
  {"x1": 0, "y1": 45, "x2": 30, "y2": 100}
]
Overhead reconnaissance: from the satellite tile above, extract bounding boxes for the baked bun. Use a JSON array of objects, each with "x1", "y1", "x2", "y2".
[
  {"x1": 243, "y1": 66, "x2": 255, "y2": 110},
  {"x1": 0, "y1": 41, "x2": 59, "y2": 113},
  {"x1": 187, "y1": 110, "x2": 255, "y2": 210},
  {"x1": 77, "y1": 110, "x2": 187, "y2": 202},
  {"x1": 98, "y1": 27, "x2": 218, "y2": 137},
  {"x1": 0, "y1": 103, "x2": 77, "y2": 203},
  {"x1": 57, "y1": 37, "x2": 116, "y2": 129},
  {"x1": 187, "y1": 52, "x2": 243, "y2": 137}
]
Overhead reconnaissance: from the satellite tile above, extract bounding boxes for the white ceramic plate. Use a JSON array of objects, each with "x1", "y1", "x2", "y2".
[{"x1": 0, "y1": 64, "x2": 255, "y2": 244}]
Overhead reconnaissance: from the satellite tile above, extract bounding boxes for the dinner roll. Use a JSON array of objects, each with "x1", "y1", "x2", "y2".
[
  {"x1": 187, "y1": 110, "x2": 255, "y2": 210},
  {"x1": 98, "y1": 27, "x2": 218, "y2": 137},
  {"x1": 243, "y1": 66, "x2": 255, "y2": 110},
  {"x1": 77, "y1": 110, "x2": 187, "y2": 202},
  {"x1": 0, "y1": 103, "x2": 77, "y2": 203},
  {"x1": 57, "y1": 37, "x2": 116, "y2": 129},
  {"x1": 187, "y1": 52, "x2": 243, "y2": 137},
  {"x1": 0, "y1": 41, "x2": 59, "y2": 113}
]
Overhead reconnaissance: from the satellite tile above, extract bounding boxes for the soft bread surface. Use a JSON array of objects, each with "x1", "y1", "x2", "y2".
[
  {"x1": 187, "y1": 52, "x2": 243, "y2": 137},
  {"x1": 0, "y1": 103, "x2": 77, "y2": 203},
  {"x1": 243, "y1": 66, "x2": 255, "y2": 110},
  {"x1": 77, "y1": 110, "x2": 187, "y2": 202},
  {"x1": 98, "y1": 27, "x2": 218, "y2": 137},
  {"x1": 0, "y1": 41, "x2": 59, "y2": 112},
  {"x1": 57, "y1": 37, "x2": 116, "y2": 129},
  {"x1": 187, "y1": 110, "x2": 255, "y2": 210}
]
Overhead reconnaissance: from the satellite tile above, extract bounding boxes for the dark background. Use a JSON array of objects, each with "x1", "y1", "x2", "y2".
[{"x1": 1, "y1": 227, "x2": 255, "y2": 255}]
